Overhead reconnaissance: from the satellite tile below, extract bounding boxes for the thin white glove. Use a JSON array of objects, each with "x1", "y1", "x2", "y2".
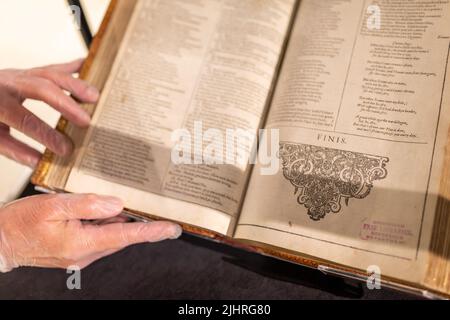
[{"x1": 0, "y1": 194, "x2": 182, "y2": 272}]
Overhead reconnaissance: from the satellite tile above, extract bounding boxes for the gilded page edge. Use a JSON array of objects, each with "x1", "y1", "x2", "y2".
[{"x1": 31, "y1": 0, "x2": 119, "y2": 188}]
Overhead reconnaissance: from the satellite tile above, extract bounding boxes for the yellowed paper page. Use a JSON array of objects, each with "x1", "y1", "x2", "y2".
[
  {"x1": 66, "y1": 0, "x2": 295, "y2": 235},
  {"x1": 236, "y1": 0, "x2": 450, "y2": 285}
]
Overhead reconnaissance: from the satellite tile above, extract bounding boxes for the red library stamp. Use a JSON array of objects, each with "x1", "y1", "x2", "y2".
[{"x1": 360, "y1": 219, "x2": 413, "y2": 245}]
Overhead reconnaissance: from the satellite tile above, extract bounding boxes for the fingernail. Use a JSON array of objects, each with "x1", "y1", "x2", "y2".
[
  {"x1": 79, "y1": 110, "x2": 91, "y2": 126},
  {"x1": 170, "y1": 224, "x2": 183, "y2": 240},
  {"x1": 97, "y1": 196, "x2": 124, "y2": 213},
  {"x1": 23, "y1": 153, "x2": 41, "y2": 169},
  {"x1": 86, "y1": 86, "x2": 100, "y2": 101},
  {"x1": 56, "y1": 135, "x2": 74, "y2": 157}
]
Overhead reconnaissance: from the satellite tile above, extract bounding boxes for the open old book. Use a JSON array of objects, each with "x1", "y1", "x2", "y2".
[{"x1": 33, "y1": 0, "x2": 450, "y2": 298}]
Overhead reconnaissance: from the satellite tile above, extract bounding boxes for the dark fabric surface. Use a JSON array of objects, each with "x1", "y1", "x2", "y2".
[{"x1": 0, "y1": 185, "x2": 421, "y2": 300}]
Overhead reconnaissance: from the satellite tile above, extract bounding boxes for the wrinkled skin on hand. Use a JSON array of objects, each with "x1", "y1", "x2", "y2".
[
  {"x1": 0, "y1": 194, "x2": 182, "y2": 272},
  {"x1": 0, "y1": 59, "x2": 97, "y2": 168}
]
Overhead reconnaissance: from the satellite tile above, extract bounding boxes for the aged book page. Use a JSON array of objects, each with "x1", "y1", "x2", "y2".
[
  {"x1": 236, "y1": 0, "x2": 450, "y2": 285},
  {"x1": 34, "y1": 0, "x2": 138, "y2": 191},
  {"x1": 66, "y1": 0, "x2": 296, "y2": 235}
]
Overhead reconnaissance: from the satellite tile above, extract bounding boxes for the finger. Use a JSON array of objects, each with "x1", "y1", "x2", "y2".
[
  {"x1": 73, "y1": 248, "x2": 122, "y2": 270},
  {"x1": 3, "y1": 194, "x2": 124, "y2": 222},
  {"x1": 12, "y1": 76, "x2": 91, "y2": 127},
  {"x1": 43, "y1": 59, "x2": 85, "y2": 74},
  {"x1": 0, "y1": 127, "x2": 41, "y2": 167},
  {"x1": 0, "y1": 123, "x2": 8, "y2": 132},
  {"x1": 43, "y1": 194, "x2": 125, "y2": 221},
  {"x1": 70, "y1": 249, "x2": 120, "y2": 270},
  {"x1": 80, "y1": 221, "x2": 182, "y2": 253},
  {"x1": 0, "y1": 100, "x2": 73, "y2": 157},
  {"x1": 83, "y1": 215, "x2": 131, "y2": 226},
  {"x1": 30, "y1": 68, "x2": 99, "y2": 104}
]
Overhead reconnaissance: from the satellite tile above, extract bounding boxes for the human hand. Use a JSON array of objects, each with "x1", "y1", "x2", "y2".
[
  {"x1": 0, "y1": 59, "x2": 98, "y2": 168},
  {"x1": 0, "y1": 194, "x2": 182, "y2": 272}
]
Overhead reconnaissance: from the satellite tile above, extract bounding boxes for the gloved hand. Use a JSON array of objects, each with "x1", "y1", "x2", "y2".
[
  {"x1": 0, "y1": 194, "x2": 182, "y2": 272},
  {"x1": 0, "y1": 59, "x2": 97, "y2": 168}
]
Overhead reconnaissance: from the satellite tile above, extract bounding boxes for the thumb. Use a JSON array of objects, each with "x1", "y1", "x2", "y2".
[{"x1": 80, "y1": 221, "x2": 183, "y2": 253}]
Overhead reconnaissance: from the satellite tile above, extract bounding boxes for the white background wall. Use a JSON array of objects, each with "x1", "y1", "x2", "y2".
[{"x1": 0, "y1": 0, "x2": 110, "y2": 204}]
